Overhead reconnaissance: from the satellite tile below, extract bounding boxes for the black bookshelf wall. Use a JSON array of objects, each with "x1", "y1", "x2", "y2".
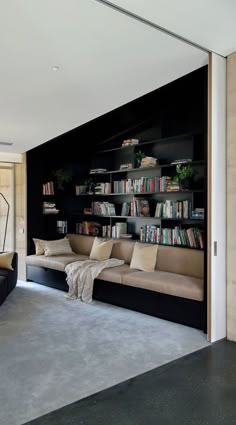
[{"x1": 27, "y1": 66, "x2": 207, "y2": 255}]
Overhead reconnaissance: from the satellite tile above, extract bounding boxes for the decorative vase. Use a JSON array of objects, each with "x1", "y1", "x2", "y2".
[{"x1": 180, "y1": 177, "x2": 191, "y2": 190}]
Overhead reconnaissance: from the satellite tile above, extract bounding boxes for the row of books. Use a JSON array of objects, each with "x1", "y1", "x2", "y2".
[
  {"x1": 75, "y1": 221, "x2": 127, "y2": 238},
  {"x1": 92, "y1": 201, "x2": 116, "y2": 216},
  {"x1": 56, "y1": 220, "x2": 68, "y2": 234},
  {"x1": 155, "y1": 200, "x2": 192, "y2": 219},
  {"x1": 42, "y1": 181, "x2": 54, "y2": 195},
  {"x1": 102, "y1": 224, "x2": 131, "y2": 238},
  {"x1": 88, "y1": 199, "x2": 204, "y2": 219},
  {"x1": 140, "y1": 225, "x2": 204, "y2": 248},
  {"x1": 111, "y1": 222, "x2": 127, "y2": 238},
  {"x1": 113, "y1": 177, "x2": 159, "y2": 193},
  {"x1": 75, "y1": 221, "x2": 101, "y2": 236},
  {"x1": 130, "y1": 198, "x2": 150, "y2": 217},
  {"x1": 113, "y1": 176, "x2": 180, "y2": 193}
]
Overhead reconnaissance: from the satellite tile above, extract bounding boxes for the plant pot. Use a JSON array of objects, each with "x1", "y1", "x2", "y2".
[{"x1": 180, "y1": 177, "x2": 192, "y2": 190}]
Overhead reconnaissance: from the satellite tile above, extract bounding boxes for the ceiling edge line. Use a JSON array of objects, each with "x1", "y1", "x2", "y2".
[{"x1": 93, "y1": 0, "x2": 225, "y2": 58}]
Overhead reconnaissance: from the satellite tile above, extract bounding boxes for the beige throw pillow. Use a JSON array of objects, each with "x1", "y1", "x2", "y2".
[
  {"x1": 89, "y1": 237, "x2": 113, "y2": 261},
  {"x1": 33, "y1": 238, "x2": 46, "y2": 256},
  {"x1": 130, "y1": 243, "x2": 158, "y2": 272},
  {"x1": 44, "y1": 238, "x2": 73, "y2": 257},
  {"x1": 0, "y1": 252, "x2": 14, "y2": 270}
]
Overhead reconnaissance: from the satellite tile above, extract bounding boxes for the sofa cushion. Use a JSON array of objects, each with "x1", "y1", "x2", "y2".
[
  {"x1": 122, "y1": 270, "x2": 204, "y2": 301},
  {"x1": 156, "y1": 245, "x2": 204, "y2": 279},
  {"x1": 44, "y1": 238, "x2": 74, "y2": 257},
  {"x1": 26, "y1": 254, "x2": 88, "y2": 271},
  {"x1": 66, "y1": 234, "x2": 95, "y2": 255},
  {"x1": 110, "y1": 240, "x2": 135, "y2": 264},
  {"x1": 89, "y1": 237, "x2": 113, "y2": 261},
  {"x1": 33, "y1": 238, "x2": 46, "y2": 255},
  {"x1": 130, "y1": 243, "x2": 158, "y2": 272},
  {"x1": 97, "y1": 264, "x2": 137, "y2": 284}
]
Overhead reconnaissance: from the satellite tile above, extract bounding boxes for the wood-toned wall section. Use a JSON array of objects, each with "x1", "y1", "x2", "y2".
[
  {"x1": 227, "y1": 52, "x2": 236, "y2": 341},
  {"x1": 15, "y1": 154, "x2": 27, "y2": 280}
]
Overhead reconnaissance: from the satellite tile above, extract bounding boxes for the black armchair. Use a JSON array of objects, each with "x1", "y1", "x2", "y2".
[{"x1": 0, "y1": 252, "x2": 18, "y2": 305}]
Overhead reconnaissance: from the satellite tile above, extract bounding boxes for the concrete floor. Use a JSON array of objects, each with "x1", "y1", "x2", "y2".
[
  {"x1": 24, "y1": 339, "x2": 236, "y2": 425},
  {"x1": 0, "y1": 281, "x2": 208, "y2": 425}
]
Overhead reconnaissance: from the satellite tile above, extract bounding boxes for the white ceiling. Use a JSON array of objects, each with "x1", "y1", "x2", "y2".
[
  {"x1": 0, "y1": 0, "x2": 210, "y2": 154},
  {"x1": 108, "y1": 0, "x2": 236, "y2": 56}
]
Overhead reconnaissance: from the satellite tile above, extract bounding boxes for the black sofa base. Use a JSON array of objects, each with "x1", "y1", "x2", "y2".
[
  {"x1": 26, "y1": 265, "x2": 206, "y2": 331},
  {"x1": 27, "y1": 265, "x2": 68, "y2": 291},
  {"x1": 0, "y1": 252, "x2": 18, "y2": 305},
  {"x1": 0, "y1": 276, "x2": 7, "y2": 306}
]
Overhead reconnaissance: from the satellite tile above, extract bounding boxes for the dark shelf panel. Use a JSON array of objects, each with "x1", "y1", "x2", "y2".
[
  {"x1": 95, "y1": 117, "x2": 153, "y2": 150},
  {"x1": 88, "y1": 160, "x2": 205, "y2": 175},
  {"x1": 96, "y1": 131, "x2": 203, "y2": 153}
]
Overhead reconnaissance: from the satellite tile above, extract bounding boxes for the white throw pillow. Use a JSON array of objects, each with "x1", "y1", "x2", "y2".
[
  {"x1": 130, "y1": 242, "x2": 158, "y2": 272},
  {"x1": 89, "y1": 237, "x2": 113, "y2": 261},
  {"x1": 44, "y1": 238, "x2": 73, "y2": 257}
]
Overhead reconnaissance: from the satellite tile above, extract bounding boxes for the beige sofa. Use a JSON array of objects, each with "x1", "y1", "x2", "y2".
[{"x1": 26, "y1": 234, "x2": 206, "y2": 330}]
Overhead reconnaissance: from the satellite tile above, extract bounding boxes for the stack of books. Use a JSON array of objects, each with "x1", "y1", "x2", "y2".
[
  {"x1": 140, "y1": 156, "x2": 157, "y2": 167},
  {"x1": 94, "y1": 182, "x2": 111, "y2": 194},
  {"x1": 191, "y1": 208, "x2": 204, "y2": 219},
  {"x1": 171, "y1": 159, "x2": 192, "y2": 164},
  {"x1": 43, "y1": 202, "x2": 59, "y2": 215},
  {"x1": 119, "y1": 163, "x2": 133, "y2": 170},
  {"x1": 166, "y1": 181, "x2": 180, "y2": 192},
  {"x1": 121, "y1": 139, "x2": 139, "y2": 147}
]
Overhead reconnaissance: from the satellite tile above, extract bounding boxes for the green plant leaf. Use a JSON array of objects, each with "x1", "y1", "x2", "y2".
[{"x1": 175, "y1": 164, "x2": 193, "y2": 180}]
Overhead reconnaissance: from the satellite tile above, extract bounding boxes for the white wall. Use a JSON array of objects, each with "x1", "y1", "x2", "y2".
[{"x1": 208, "y1": 53, "x2": 226, "y2": 342}]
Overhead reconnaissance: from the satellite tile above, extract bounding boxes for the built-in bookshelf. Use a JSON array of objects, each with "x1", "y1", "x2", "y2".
[{"x1": 72, "y1": 130, "x2": 206, "y2": 250}]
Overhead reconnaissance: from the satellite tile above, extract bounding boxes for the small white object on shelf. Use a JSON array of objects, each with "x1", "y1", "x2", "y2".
[{"x1": 120, "y1": 233, "x2": 132, "y2": 239}]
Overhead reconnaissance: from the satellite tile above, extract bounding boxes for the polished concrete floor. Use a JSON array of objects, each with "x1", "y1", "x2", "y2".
[{"x1": 23, "y1": 339, "x2": 236, "y2": 425}]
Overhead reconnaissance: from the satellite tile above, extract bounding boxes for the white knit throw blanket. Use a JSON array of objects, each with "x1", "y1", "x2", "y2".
[{"x1": 65, "y1": 258, "x2": 124, "y2": 303}]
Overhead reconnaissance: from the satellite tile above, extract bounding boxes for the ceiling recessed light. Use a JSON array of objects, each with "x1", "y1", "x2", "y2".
[
  {"x1": 51, "y1": 66, "x2": 60, "y2": 71},
  {"x1": 0, "y1": 141, "x2": 13, "y2": 146}
]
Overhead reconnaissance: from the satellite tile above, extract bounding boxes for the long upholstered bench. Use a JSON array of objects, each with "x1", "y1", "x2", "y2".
[{"x1": 26, "y1": 234, "x2": 206, "y2": 331}]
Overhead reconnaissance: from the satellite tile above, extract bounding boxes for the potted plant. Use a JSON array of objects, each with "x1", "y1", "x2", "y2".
[
  {"x1": 135, "y1": 150, "x2": 146, "y2": 168},
  {"x1": 52, "y1": 169, "x2": 72, "y2": 190},
  {"x1": 175, "y1": 163, "x2": 193, "y2": 190}
]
